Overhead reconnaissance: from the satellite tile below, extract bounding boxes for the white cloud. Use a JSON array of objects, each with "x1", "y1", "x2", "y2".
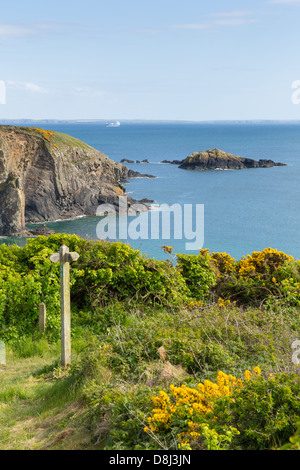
[
  {"x1": 7, "y1": 81, "x2": 48, "y2": 94},
  {"x1": 0, "y1": 24, "x2": 36, "y2": 37},
  {"x1": 270, "y1": 0, "x2": 300, "y2": 3},
  {"x1": 73, "y1": 87, "x2": 106, "y2": 98},
  {"x1": 172, "y1": 23, "x2": 208, "y2": 30},
  {"x1": 171, "y1": 11, "x2": 258, "y2": 30},
  {"x1": 212, "y1": 10, "x2": 254, "y2": 17},
  {"x1": 0, "y1": 23, "x2": 63, "y2": 38}
]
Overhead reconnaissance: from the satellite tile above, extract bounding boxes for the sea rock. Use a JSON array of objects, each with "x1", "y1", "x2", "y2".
[
  {"x1": 122, "y1": 168, "x2": 155, "y2": 180},
  {"x1": 161, "y1": 159, "x2": 183, "y2": 165},
  {"x1": 21, "y1": 224, "x2": 55, "y2": 237},
  {"x1": 179, "y1": 149, "x2": 286, "y2": 170},
  {"x1": 138, "y1": 198, "x2": 155, "y2": 204},
  {"x1": 0, "y1": 126, "x2": 154, "y2": 236},
  {"x1": 121, "y1": 158, "x2": 134, "y2": 163}
]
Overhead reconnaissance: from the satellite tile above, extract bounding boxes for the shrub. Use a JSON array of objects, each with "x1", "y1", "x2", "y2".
[
  {"x1": 214, "y1": 369, "x2": 300, "y2": 449},
  {"x1": 144, "y1": 367, "x2": 300, "y2": 450},
  {"x1": 144, "y1": 369, "x2": 255, "y2": 450},
  {"x1": 281, "y1": 421, "x2": 300, "y2": 450},
  {"x1": 176, "y1": 249, "x2": 216, "y2": 300},
  {"x1": 0, "y1": 234, "x2": 189, "y2": 341},
  {"x1": 189, "y1": 247, "x2": 300, "y2": 308}
]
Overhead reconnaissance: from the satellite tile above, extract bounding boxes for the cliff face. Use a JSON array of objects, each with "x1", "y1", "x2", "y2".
[
  {"x1": 179, "y1": 149, "x2": 286, "y2": 170},
  {"x1": 0, "y1": 126, "x2": 150, "y2": 236}
]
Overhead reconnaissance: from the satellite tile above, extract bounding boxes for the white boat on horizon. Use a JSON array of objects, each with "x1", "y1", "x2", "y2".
[{"x1": 106, "y1": 120, "x2": 120, "y2": 127}]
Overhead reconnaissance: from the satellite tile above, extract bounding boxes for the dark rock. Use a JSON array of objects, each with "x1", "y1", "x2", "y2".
[
  {"x1": 178, "y1": 149, "x2": 286, "y2": 170},
  {"x1": 138, "y1": 198, "x2": 155, "y2": 204},
  {"x1": 258, "y1": 159, "x2": 286, "y2": 168},
  {"x1": 122, "y1": 168, "x2": 156, "y2": 180},
  {"x1": 25, "y1": 224, "x2": 55, "y2": 236},
  {"x1": 161, "y1": 159, "x2": 183, "y2": 165},
  {"x1": 0, "y1": 173, "x2": 25, "y2": 235},
  {"x1": 121, "y1": 158, "x2": 134, "y2": 163}
]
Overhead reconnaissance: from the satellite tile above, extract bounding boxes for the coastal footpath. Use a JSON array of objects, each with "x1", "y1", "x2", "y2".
[{"x1": 0, "y1": 126, "x2": 153, "y2": 236}]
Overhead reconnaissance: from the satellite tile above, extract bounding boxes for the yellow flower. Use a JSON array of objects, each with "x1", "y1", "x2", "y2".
[
  {"x1": 244, "y1": 370, "x2": 251, "y2": 381},
  {"x1": 253, "y1": 366, "x2": 261, "y2": 376},
  {"x1": 146, "y1": 366, "x2": 262, "y2": 445},
  {"x1": 162, "y1": 245, "x2": 173, "y2": 254}
]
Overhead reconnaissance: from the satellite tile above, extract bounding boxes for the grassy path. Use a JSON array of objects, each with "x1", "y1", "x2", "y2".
[{"x1": 0, "y1": 349, "x2": 93, "y2": 450}]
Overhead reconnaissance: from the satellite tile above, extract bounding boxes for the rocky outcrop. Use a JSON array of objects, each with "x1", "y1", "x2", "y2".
[
  {"x1": 122, "y1": 158, "x2": 150, "y2": 165},
  {"x1": 0, "y1": 126, "x2": 154, "y2": 236},
  {"x1": 161, "y1": 159, "x2": 183, "y2": 165},
  {"x1": 179, "y1": 149, "x2": 286, "y2": 170},
  {"x1": 0, "y1": 173, "x2": 25, "y2": 235},
  {"x1": 122, "y1": 168, "x2": 155, "y2": 180}
]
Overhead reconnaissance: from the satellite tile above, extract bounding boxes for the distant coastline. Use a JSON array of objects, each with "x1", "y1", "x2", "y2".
[{"x1": 1, "y1": 119, "x2": 300, "y2": 125}]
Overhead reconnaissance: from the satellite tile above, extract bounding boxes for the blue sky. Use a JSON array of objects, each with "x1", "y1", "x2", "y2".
[{"x1": 1, "y1": 0, "x2": 300, "y2": 121}]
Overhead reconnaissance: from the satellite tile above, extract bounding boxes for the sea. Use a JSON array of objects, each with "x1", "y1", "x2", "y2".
[{"x1": 1, "y1": 120, "x2": 300, "y2": 261}]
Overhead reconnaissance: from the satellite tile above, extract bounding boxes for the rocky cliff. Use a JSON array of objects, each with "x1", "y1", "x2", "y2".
[
  {"x1": 178, "y1": 149, "x2": 286, "y2": 170},
  {"x1": 0, "y1": 126, "x2": 153, "y2": 236}
]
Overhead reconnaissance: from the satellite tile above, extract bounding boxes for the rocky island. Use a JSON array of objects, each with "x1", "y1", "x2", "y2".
[
  {"x1": 0, "y1": 126, "x2": 154, "y2": 236},
  {"x1": 178, "y1": 149, "x2": 286, "y2": 170}
]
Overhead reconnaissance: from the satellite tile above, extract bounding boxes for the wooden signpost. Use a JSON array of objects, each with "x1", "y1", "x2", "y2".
[
  {"x1": 50, "y1": 245, "x2": 80, "y2": 367},
  {"x1": 0, "y1": 340, "x2": 5, "y2": 367},
  {"x1": 39, "y1": 302, "x2": 47, "y2": 333}
]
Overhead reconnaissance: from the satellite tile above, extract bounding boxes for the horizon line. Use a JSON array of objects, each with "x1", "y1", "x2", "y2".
[{"x1": 1, "y1": 118, "x2": 300, "y2": 124}]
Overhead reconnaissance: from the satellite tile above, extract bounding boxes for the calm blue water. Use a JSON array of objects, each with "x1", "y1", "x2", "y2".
[{"x1": 2, "y1": 121, "x2": 300, "y2": 260}]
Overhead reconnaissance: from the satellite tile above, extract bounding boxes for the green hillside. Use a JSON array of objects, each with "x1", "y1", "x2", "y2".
[{"x1": 0, "y1": 234, "x2": 299, "y2": 450}]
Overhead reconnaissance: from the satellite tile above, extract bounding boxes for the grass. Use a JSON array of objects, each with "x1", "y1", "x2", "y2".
[
  {"x1": 0, "y1": 301, "x2": 299, "y2": 450},
  {"x1": 0, "y1": 125, "x2": 94, "y2": 152},
  {"x1": 0, "y1": 344, "x2": 96, "y2": 450},
  {"x1": 51, "y1": 131, "x2": 94, "y2": 151}
]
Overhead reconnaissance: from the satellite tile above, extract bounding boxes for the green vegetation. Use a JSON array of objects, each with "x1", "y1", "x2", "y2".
[
  {"x1": 50, "y1": 130, "x2": 93, "y2": 151},
  {"x1": 0, "y1": 125, "x2": 93, "y2": 151},
  {"x1": 0, "y1": 234, "x2": 299, "y2": 450}
]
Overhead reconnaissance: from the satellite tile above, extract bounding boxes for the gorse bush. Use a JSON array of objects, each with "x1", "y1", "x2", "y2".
[
  {"x1": 0, "y1": 234, "x2": 188, "y2": 341},
  {"x1": 176, "y1": 249, "x2": 216, "y2": 300},
  {"x1": 180, "y1": 247, "x2": 300, "y2": 307},
  {"x1": 144, "y1": 367, "x2": 300, "y2": 450},
  {"x1": 145, "y1": 369, "x2": 246, "y2": 450},
  {"x1": 0, "y1": 235, "x2": 299, "y2": 342},
  {"x1": 214, "y1": 369, "x2": 300, "y2": 450},
  {"x1": 281, "y1": 421, "x2": 300, "y2": 450},
  {"x1": 71, "y1": 239, "x2": 188, "y2": 308}
]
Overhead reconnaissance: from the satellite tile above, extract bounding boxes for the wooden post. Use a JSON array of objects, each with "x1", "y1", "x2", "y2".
[
  {"x1": 50, "y1": 245, "x2": 79, "y2": 367},
  {"x1": 0, "y1": 340, "x2": 5, "y2": 367},
  {"x1": 39, "y1": 302, "x2": 47, "y2": 333}
]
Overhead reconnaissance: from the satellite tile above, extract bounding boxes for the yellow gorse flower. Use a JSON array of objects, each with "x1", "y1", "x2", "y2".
[
  {"x1": 237, "y1": 248, "x2": 293, "y2": 279},
  {"x1": 29, "y1": 127, "x2": 56, "y2": 144},
  {"x1": 145, "y1": 367, "x2": 261, "y2": 448},
  {"x1": 218, "y1": 297, "x2": 232, "y2": 308},
  {"x1": 161, "y1": 245, "x2": 174, "y2": 255},
  {"x1": 211, "y1": 252, "x2": 236, "y2": 274}
]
